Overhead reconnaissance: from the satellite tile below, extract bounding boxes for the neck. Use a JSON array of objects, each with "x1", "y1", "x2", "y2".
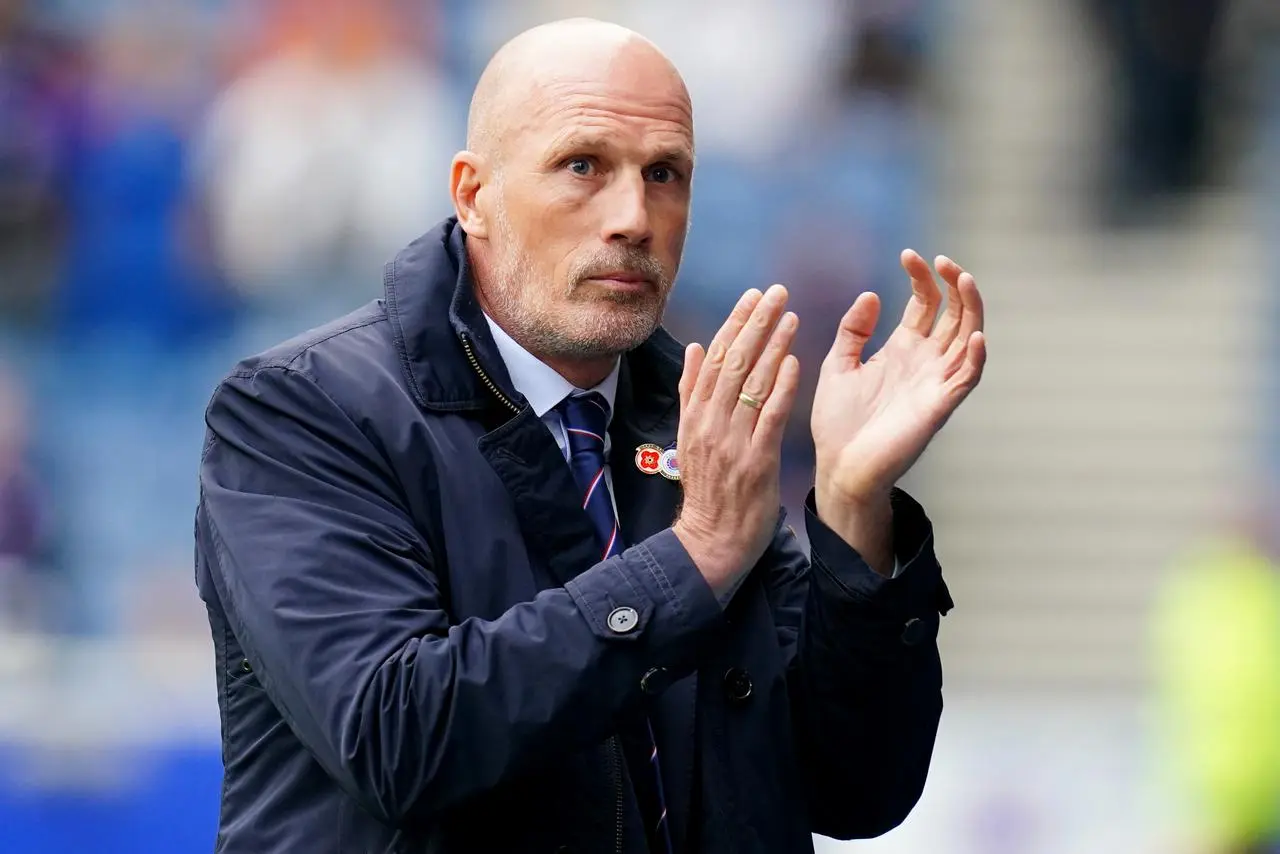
[{"x1": 543, "y1": 355, "x2": 616, "y2": 391}]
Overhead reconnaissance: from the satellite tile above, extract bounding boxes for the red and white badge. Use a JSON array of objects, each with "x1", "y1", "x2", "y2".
[{"x1": 634, "y1": 443, "x2": 662, "y2": 475}]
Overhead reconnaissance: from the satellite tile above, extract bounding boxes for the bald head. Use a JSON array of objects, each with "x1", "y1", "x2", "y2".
[
  {"x1": 466, "y1": 18, "x2": 690, "y2": 165},
  {"x1": 449, "y1": 18, "x2": 695, "y2": 382}
]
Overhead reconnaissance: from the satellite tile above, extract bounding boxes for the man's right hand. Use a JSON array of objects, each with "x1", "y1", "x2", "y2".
[{"x1": 672, "y1": 284, "x2": 800, "y2": 599}]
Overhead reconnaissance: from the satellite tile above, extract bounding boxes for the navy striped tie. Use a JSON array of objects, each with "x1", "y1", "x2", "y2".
[
  {"x1": 558, "y1": 392, "x2": 674, "y2": 854},
  {"x1": 560, "y1": 392, "x2": 622, "y2": 561}
]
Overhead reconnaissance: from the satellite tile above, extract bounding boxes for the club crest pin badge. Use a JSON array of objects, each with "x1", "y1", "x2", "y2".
[
  {"x1": 658, "y1": 445, "x2": 680, "y2": 481},
  {"x1": 634, "y1": 443, "x2": 663, "y2": 476}
]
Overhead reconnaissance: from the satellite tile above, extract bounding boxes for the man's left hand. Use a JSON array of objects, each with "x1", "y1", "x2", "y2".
[{"x1": 810, "y1": 250, "x2": 986, "y2": 573}]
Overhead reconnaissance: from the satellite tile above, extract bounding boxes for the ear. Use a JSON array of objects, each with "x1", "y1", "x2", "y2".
[{"x1": 450, "y1": 151, "x2": 490, "y2": 239}]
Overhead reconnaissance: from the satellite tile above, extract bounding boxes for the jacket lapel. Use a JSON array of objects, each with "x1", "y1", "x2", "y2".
[
  {"x1": 609, "y1": 420, "x2": 680, "y2": 553},
  {"x1": 608, "y1": 330, "x2": 685, "y2": 546},
  {"x1": 477, "y1": 405, "x2": 604, "y2": 591}
]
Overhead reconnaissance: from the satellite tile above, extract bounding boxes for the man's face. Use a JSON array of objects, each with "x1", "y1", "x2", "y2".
[{"x1": 479, "y1": 62, "x2": 694, "y2": 361}]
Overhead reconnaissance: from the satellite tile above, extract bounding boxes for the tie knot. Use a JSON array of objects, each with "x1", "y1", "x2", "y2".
[{"x1": 558, "y1": 392, "x2": 610, "y2": 456}]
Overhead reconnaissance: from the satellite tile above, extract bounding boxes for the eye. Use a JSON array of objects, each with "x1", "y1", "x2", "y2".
[
  {"x1": 646, "y1": 164, "x2": 681, "y2": 184},
  {"x1": 566, "y1": 157, "x2": 593, "y2": 176}
]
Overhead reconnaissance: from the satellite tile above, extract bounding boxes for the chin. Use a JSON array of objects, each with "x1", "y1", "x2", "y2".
[{"x1": 570, "y1": 306, "x2": 661, "y2": 355}]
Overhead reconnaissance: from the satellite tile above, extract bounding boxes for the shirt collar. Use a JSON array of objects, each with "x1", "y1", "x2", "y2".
[{"x1": 483, "y1": 314, "x2": 620, "y2": 421}]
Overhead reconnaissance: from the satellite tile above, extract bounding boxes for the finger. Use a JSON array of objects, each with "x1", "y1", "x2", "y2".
[
  {"x1": 944, "y1": 331, "x2": 987, "y2": 390},
  {"x1": 955, "y1": 270, "x2": 985, "y2": 343},
  {"x1": 752, "y1": 353, "x2": 800, "y2": 450},
  {"x1": 939, "y1": 331, "x2": 968, "y2": 379},
  {"x1": 731, "y1": 311, "x2": 798, "y2": 433},
  {"x1": 679, "y1": 343, "x2": 705, "y2": 413},
  {"x1": 930, "y1": 255, "x2": 965, "y2": 349},
  {"x1": 694, "y1": 288, "x2": 763, "y2": 402},
  {"x1": 710, "y1": 284, "x2": 789, "y2": 411},
  {"x1": 898, "y1": 249, "x2": 942, "y2": 336},
  {"x1": 824, "y1": 292, "x2": 880, "y2": 369}
]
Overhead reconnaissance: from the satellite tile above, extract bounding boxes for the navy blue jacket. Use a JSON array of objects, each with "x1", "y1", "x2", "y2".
[{"x1": 195, "y1": 218, "x2": 954, "y2": 854}]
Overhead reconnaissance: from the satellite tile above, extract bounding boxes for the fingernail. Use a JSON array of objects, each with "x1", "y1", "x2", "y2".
[{"x1": 740, "y1": 288, "x2": 762, "y2": 307}]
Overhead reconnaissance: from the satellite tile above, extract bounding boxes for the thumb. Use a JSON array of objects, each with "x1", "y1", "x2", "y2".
[{"x1": 826, "y1": 292, "x2": 880, "y2": 369}]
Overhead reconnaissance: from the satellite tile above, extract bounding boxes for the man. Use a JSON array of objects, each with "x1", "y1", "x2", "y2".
[{"x1": 195, "y1": 18, "x2": 986, "y2": 854}]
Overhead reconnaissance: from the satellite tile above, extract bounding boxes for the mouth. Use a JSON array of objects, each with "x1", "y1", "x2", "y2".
[{"x1": 583, "y1": 272, "x2": 655, "y2": 290}]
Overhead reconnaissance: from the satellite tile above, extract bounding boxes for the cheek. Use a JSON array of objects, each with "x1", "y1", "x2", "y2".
[
  {"x1": 668, "y1": 220, "x2": 688, "y2": 254},
  {"x1": 652, "y1": 195, "x2": 689, "y2": 247},
  {"x1": 659, "y1": 216, "x2": 688, "y2": 270},
  {"x1": 503, "y1": 176, "x2": 581, "y2": 238}
]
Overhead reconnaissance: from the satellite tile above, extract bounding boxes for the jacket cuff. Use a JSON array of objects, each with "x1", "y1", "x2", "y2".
[
  {"x1": 804, "y1": 487, "x2": 953, "y2": 622},
  {"x1": 565, "y1": 529, "x2": 725, "y2": 663}
]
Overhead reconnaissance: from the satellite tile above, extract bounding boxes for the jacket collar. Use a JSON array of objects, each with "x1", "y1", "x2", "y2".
[{"x1": 384, "y1": 217, "x2": 683, "y2": 432}]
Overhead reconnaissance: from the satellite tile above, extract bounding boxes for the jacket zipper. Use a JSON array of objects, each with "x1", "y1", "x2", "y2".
[
  {"x1": 459, "y1": 333, "x2": 520, "y2": 414},
  {"x1": 607, "y1": 736, "x2": 624, "y2": 854}
]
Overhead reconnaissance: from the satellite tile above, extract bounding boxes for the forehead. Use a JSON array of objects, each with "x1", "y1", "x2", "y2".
[{"x1": 511, "y1": 70, "x2": 694, "y2": 162}]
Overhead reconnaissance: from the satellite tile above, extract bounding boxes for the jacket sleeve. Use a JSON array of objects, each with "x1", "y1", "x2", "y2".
[
  {"x1": 197, "y1": 365, "x2": 724, "y2": 825},
  {"x1": 763, "y1": 488, "x2": 952, "y2": 840}
]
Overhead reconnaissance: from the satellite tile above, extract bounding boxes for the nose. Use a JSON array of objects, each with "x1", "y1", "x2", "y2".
[{"x1": 599, "y1": 172, "x2": 652, "y2": 247}]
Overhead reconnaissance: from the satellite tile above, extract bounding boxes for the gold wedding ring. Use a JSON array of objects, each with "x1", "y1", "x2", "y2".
[{"x1": 738, "y1": 391, "x2": 765, "y2": 410}]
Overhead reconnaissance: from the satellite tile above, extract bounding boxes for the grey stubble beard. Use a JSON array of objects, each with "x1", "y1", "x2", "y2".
[{"x1": 486, "y1": 202, "x2": 674, "y2": 362}]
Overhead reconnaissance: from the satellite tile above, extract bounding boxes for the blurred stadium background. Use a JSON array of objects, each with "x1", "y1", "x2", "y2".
[{"x1": 1, "y1": 0, "x2": 1278, "y2": 851}]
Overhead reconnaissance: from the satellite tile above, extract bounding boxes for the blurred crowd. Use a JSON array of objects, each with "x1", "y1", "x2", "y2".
[{"x1": 0, "y1": 0, "x2": 937, "y2": 638}]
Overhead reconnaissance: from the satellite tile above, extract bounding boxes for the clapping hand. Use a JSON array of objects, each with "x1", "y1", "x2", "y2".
[{"x1": 810, "y1": 250, "x2": 986, "y2": 573}]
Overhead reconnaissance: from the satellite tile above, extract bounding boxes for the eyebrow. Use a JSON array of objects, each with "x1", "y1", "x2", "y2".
[{"x1": 543, "y1": 133, "x2": 694, "y2": 170}]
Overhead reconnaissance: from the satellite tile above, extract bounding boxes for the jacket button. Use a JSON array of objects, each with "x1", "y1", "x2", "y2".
[
  {"x1": 607, "y1": 607, "x2": 639, "y2": 634},
  {"x1": 901, "y1": 618, "x2": 929, "y2": 646},
  {"x1": 723, "y1": 668, "x2": 753, "y2": 704},
  {"x1": 640, "y1": 667, "x2": 671, "y2": 695},
  {"x1": 240, "y1": 659, "x2": 252, "y2": 673}
]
